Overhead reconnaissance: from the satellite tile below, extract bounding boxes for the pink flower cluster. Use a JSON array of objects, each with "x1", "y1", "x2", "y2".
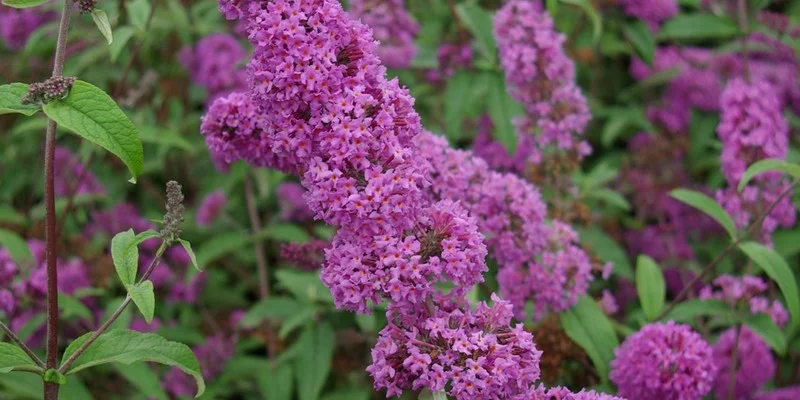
[
  {"x1": 417, "y1": 132, "x2": 595, "y2": 321},
  {"x1": 54, "y1": 146, "x2": 105, "y2": 197},
  {"x1": 619, "y1": 0, "x2": 678, "y2": 31},
  {"x1": 472, "y1": 115, "x2": 534, "y2": 175},
  {"x1": 196, "y1": 190, "x2": 228, "y2": 227},
  {"x1": 276, "y1": 182, "x2": 315, "y2": 223},
  {"x1": 367, "y1": 294, "x2": 543, "y2": 399},
  {"x1": 206, "y1": 1, "x2": 560, "y2": 396},
  {"x1": 494, "y1": 0, "x2": 592, "y2": 163},
  {"x1": 347, "y1": 0, "x2": 419, "y2": 69},
  {"x1": 179, "y1": 33, "x2": 248, "y2": 99},
  {"x1": 712, "y1": 326, "x2": 775, "y2": 400},
  {"x1": 610, "y1": 321, "x2": 716, "y2": 400},
  {"x1": 425, "y1": 42, "x2": 473, "y2": 84},
  {"x1": 532, "y1": 385, "x2": 626, "y2": 399},
  {"x1": 0, "y1": 4, "x2": 54, "y2": 50},
  {"x1": 699, "y1": 275, "x2": 789, "y2": 327},
  {"x1": 280, "y1": 239, "x2": 329, "y2": 270}
]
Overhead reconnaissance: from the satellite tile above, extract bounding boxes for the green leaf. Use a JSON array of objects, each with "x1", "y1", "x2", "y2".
[
  {"x1": 0, "y1": 228, "x2": 33, "y2": 266},
  {"x1": 41, "y1": 80, "x2": 143, "y2": 181},
  {"x1": 258, "y1": 363, "x2": 293, "y2": 400},
  {"x1": 739, "y1": 241, "x2": 800, "y2": 335},
  {"x1": 744, "y1": 313, "x2": 787, "y2": 355},
  {"x1": 111, "y1": 229, "x2": 139, "y2": 287},
  {"x1": 264, "y1": 223, "x2": 310, "y2": 243},
  {"x1": 454, "y1": 3, "x2": 497, "y2": 63},
  {"x1": 294, "y1": 322, "x2": 335, "y2": 400},
  {"x1": 62, "y1": 329, "x2": 205, "y2": 397},
  {"x1": 129, "y1": 281, "x2": 155, "y2": 323},
  {"x1": 113, "y1": 362, "x2": 169, "y2": 400},
  {"x1": 240, "y1": 297, "x2": 305, "y2": 328},
  {"x1": 561, "y1": 296, "x2": 619, "y2": 382},
  {"x1": 663, "y1": 299, "x2": 733, "y2": 322},
  {"x1": 586, "y1": 188, "x2": 631, "y2": 211},
  {"x1": 578, "y1": 227, "x2": 633, "y2": 279},
  {"x1": 127, "y1": 0, "x2": 151, "y2": 31},
  {"x1": 1, "y1": 0, "x2": 49, "y2": 8},
  {"x1": 279, "y1": 305, "x2": 317, "y2": 339},
  {"x1": 486, "y1": 73, "x2": 523, "y2": 154},
  {"x1": 43, "y1": 369, "x2": 66, "y2": 385},
  {"x1": 91, "y1": 9, "x2": 113, "y2": 45},
  {"x1": 635, "y1": 255, "x2": 666, "y2": 320},
  {"x1": 195, "y1": 232, "x2": 249, "y2": 268},
  {"x1": 623, "y1": 20, "x2": 655, "y2": 65},
  {"x1": 109, "y1": 26, "x2": 137, "y2": 62},
  {"x1": 178, "y1": 239, "x2": 200, "y2": 271},
  {"x1": 0, "y1": 343, "x2": 41, "y2": 374},
  {"x1": 0, "y1": 204, "x2": 26, "y2": 225},
  {"x1": 0, "y1": 83, "x2": 40, "y2": 116},
  {"x1": 670, "y1": 189, "x2": 737, "y2": 240},
  {"x1": 59, "y1": 294, "x2": 93, "y2": 320},
  {"x1": 560, "y1": 0, "x2": 602, "y2": 43},
  {"x1": 738, "y1": 159, "x2": 800, "y2": 191},
  {"x1": 443, "y1": 70, "x2": 473, "y2": 143},
  {"x1": 659, "y1": 13, "x2": 739, "y2": 41},
  {"x1": 276, "y1": 269, "x2": 334, "y2": 304}
]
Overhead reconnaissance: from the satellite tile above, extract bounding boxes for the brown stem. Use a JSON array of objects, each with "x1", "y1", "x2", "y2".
[
  {"x1": 58, "y1": 242, "x2": 166, "y2": 374},
  {"x1": 655, "y1": 181, "x2": 797, "y2": 321},
  {"x1": 245, "y1": 176, "x2": 269, "y2": 299},
  {"x1": 727, "y1": 324, "x2": 741, "y2": 400},
  {"x1": 44, "y1": 2, "x2": 74, "y2": 399},
  {"x1": 0, "y1": 320, "x2": 45, "y2": 368}
]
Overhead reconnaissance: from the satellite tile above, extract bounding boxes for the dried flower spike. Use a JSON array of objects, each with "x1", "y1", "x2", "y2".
[
  {"x1": 74, "y1": 0, "x2": 98, "y2": 14},
  {"x1": 161, "y1": 180, "x2": 185, "y2": 243},
  {"x1": 21, "y1": 76, "x2": 76, "y2": 105}
]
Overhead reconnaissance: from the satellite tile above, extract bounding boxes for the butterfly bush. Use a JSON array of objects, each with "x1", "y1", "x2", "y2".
[
  {"x1": 755, "y1": 386, "x2": 800, "y2": 400},
  {"x1": 472, "y1": 115, "x2": 534, "y2": 175},
  {"x1": 533, "y1": 385, "x2": 626, "y2": 400},
  {"x1": 347, "y1": 0, "x2": 419, "y2": 69},
  {"x1": 280, "y1": 239, "x2": 329, "y2": 270},
  {"x1": 0, "y1": 4, "x2": 54, "y2": 50},
  {"x1": 179, "y1": 33, "x2": 248, "y2": 98},
  {"x1": 610, "y1": 321, "x2": 716, "y2": 400},
  {"x1": 494, "y1": 0, "x2": 592, "y2": 164},
  {"x1": 416, "y1": 132, "x2": 596, "y2": 321},
  {"x1": 367, "y1": 294, "x2": 543, "y2": 399},
  {"x1": 197, "y1": 190, "x2": 228, "y2": 227},
  {"x1": 619, "y1": 0, "x2": 678, "y2": 31},
  {"x1": 425, "y1": 42, "x2": 473, "y2": 84},
  {"x1": 699, "y1": 275, "x2": 789, "y2": 327},
  {"x1": 205, "y1": 1, "x2": 561, "y2": 397},
  {"x1": 275, "y1": 182, "x2": 315, "y2": 223},
  {"x1": 712, "y1": 326, "x2": 775, "y2": 400}
]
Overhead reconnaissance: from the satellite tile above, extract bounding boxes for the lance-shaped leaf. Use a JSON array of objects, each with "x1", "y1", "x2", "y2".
[
  {"x1": 62, "y1": 329, "x2": 204, "y2": 397},
  {"x1": 1, "y1": 0, "x2": 49, "y2": 8},
  {"x1": 670, "y1": 189, "x2": 737, "y2": 240},
  {"x1": 0, "y1": 83, "x2": 40, "y2": 116},
  {"x1": 636, "y1": 255, "x2": 665, "y2": 321},
  {"x1": 739, "y1": 241, "x2": 800, "y2": 335},
  {"x1": 744, "y1": 313, "x2": 787, "y2": 355},
  {"x1": 0, "y1": 343, "x2": 42, "y2": 374},
  {"x1": 42, "y1": 80, "x2": 143, "y2": 181},
  {"x1": 111, "y1": 229, "x2": 139, "y2": 287},
  {"x1": 561, "y1": 296, "x2": 619, "y2": 382},
  {"x1": 128, "y1": 281, "x2": 155, "y2": 323},
  {"x1": 738, "y1": 159, "x2": 800, "y2": 191}
]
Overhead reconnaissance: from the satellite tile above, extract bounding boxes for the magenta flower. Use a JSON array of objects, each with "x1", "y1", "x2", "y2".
[
  {"x1": 196, "y1": 190, "x2": 228, "y2": 227},
  {"x1": 280, "y1": 239, "x2": 329, "y2": 271},
  {"x1": 610, "y1": 322, "x2": 716, "y2": 400},
  {"x1": 54, "y1": 147, "x2": 105, "y2": 197},
  {"x1": 179, "y1": 33, "x2": 248, "y2": 96},
  {"x1": 494, "y1": 0, "x2": 592, "y2": 163},
  {"x1": 712, "y1": 326, "x2": 775, "y2": 400},
  {"x1": 348, "y1": 0, "x2": 419, "y2": 68},
  {"x1": 368, "y1": 294, "x2": 543, "y2": 399},
  {"x1": 0, "y1": 4, "x2": 54, "y2": 50},
  {"x1": 619, "y1": 0, "x2": 678, "y2": 31},
  {"x1": 700, "y1": 275, "x2": 789, "y2": 327}
]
